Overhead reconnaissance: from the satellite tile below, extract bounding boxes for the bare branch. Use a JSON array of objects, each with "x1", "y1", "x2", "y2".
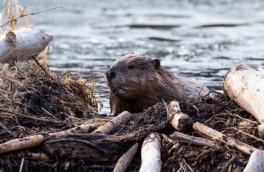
[{"x1": 0, "y1": 6, "x2": 63, "y2": 28}]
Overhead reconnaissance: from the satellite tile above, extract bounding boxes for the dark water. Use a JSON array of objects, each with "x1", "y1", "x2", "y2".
[{"x1": 16, "y1": 0, "x2": 264, "y2": 114}]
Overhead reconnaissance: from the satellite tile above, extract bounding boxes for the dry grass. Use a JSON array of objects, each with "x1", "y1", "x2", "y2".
[{"x1": 0, "y1": 0, "x2": 102, "y2": 132}]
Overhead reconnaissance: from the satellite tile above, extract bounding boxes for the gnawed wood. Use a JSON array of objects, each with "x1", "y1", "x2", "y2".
[
  {"x1": 0, "y1": 28, "x2": 53, "y2": 63},
  {"x1": 94, "y1": 111, "x2": 131, "y2": 134},
  {"x1": 244, "y1": 150, "x2": 264, "y2": 172},
  {"x1": 223, "y1": 65, "x2": 264, "y2": 135},
  {"x1": 170, "y1": 131, "x2": 216, "y2": 147},
  {"x1": 168, "y1": 101, "x2": 193, "y2": 133},
  {"x1": 193, "y1": 122, "x2": 260, "y2": 155},
  {"x1": 113, "y1": 143, "x2": 138, "y2": 172},
  {"x1": 139, "y1": 133, "x2": 162, "y2": 172},
  {"x1": 0, "y1": 135, "x2": 44, "y2": 154}
]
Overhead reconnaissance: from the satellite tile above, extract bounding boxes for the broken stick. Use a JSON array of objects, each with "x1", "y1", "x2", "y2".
[
  {"x1": 113, "y1": 143, "x2": 138, "y2": 172},
  {"x1": 139, "y1": 133, "x2": 162, "y2": 172},
  {"x1": 193, "y1": 122, "x2": 260, "y2": 155},
  {"x1": 168, "y1": 101, "x2": 193, "y2": 133},
  {"x1": 93, "y1": 111, "x2": 131, "y2": 134},
  {"x1": 170, "y1": 131, "x2": 216, "y2": 147}
]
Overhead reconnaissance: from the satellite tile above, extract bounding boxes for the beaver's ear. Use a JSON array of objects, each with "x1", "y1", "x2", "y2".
[{"x1": 151, "y1": 59, "x2": 160, "y2": 70}]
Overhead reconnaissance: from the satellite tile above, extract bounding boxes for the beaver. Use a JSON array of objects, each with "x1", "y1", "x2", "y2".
[{"x1": 105, "y1": 54, "x2": 213, "y2": 116}]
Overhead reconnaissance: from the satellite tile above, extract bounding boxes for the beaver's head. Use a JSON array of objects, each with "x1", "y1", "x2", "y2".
[{"x1": 105, "y1": 54, "x2": 161, "y2": 100}]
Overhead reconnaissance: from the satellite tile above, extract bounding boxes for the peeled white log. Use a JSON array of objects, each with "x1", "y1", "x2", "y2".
[
  {"x1": 0, "y1": 28, "x2": 53, "y2": 63},
  {"x1": 94, "y1": 111, "x2": 131, "y2": 134},
  {"x1": 168, "y1": 101, "x2": 193, "y2": 133},
  {"x1": 244, "y1": 150, "x2": 264, "y2": 172},
  {"x1": 139, "y1": 133, "x2": 162, "y2": 172},
  {"x1": 113, "y1": 143, "x2": 138, "y2": 172},
  {"x1": 0, "y1": 135, "x2": 44, "y2": 154},
  {"x1": 223, "y1": 65, "x2": 264, "y2": 135}
]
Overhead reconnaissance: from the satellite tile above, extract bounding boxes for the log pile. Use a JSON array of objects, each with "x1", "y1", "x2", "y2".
[
  {"x1": 0, "y1": 83, "x2": 263, "y2": 171},
  {"x1": 1, "y1": 1, "x2": 264, "y2": 172}
]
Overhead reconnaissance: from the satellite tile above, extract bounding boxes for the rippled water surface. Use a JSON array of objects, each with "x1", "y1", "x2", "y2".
[{"x1": 16, "y1": 0, "x2": 264, "y2": 114}]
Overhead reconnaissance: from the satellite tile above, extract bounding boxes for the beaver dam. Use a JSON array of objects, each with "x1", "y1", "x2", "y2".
[{"x1": 1, "y1": 1, "x2": 264, "y2": 172}]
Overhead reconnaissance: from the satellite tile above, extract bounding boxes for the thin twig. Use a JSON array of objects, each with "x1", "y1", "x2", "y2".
[
  {"x1": 0, "y1": 6, "x2": 63, "y2": 28},
  {"x1": 0, "y1": 121, "x2": 14, "y2": 137},
  {"x1": 162, "y1": 99, "x2": 169, "y2": 124},
  {"x1": 32, "y1": 56, "x2": 54, "y2": 80},
  {"x1": 10, "y1": 82, "x2": 20, "y2": 128},
  {"x1": 41, "y1": 108, "x2": 58, "y2": 120},
  {"x1": 225, "y1": 110, "x2": 258, "y2": 124},
  {"x1": 203, "y1": 113, "x2": 216, "y2": 124},
  {"x1": 196, "y1": 84, "x2": 205, "y2": 100},
  {"x1": 0, "y1": 108, "x2": 66, "y2": 125},
  {"x1": 182, "y1": 158, "x2": 193, "y2": 172},
  {"x1": 192, "y1": 104, "x2": 199, "y2": 112},
  {"x1": 66, "y1": 108, "x2": 77, "y2": 127},
  {"x1": 231, "y1": 127, "x2": 264, "y2": 144},
  {"x1": 221, "y1": 154, "x2": 237, "y2": 172}
]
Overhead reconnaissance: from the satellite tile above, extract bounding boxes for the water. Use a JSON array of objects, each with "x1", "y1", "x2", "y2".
[{"x1": 14, "y1": 0, "x2": 264, "y2": 114}]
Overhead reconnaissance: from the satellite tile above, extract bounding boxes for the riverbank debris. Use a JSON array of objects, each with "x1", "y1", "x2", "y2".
[{"x1": 1, "y1": 1, "x2": 264, "y2": 172}]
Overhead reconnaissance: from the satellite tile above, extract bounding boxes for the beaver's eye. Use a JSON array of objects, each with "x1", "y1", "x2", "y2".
[{"x1": 128, "y1": 65, "x2": 136, "y2": 70}]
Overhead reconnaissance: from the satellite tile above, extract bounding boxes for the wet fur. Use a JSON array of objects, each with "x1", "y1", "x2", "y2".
[{"x1": 105, "y1": 54, "x2": 212, "y2": 116}]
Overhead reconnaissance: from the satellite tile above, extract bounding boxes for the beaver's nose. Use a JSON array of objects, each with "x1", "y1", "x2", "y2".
[{"x1": 105, "y1": 69, "x2": 116, "y2": 80}]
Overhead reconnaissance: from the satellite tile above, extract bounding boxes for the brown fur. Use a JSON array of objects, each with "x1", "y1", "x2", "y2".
[{"x1": 105, "y1": 54, "x2": 212, "y2": 116}]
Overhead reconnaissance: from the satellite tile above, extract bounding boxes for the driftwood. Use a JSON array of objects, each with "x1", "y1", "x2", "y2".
[
  {"x1": 94, "y1": 111, "x2": 131, "y2": 134},
  {"x1": 193, "y1": 122, "x2": 260, "y2": 155},
  {"x1": 0, "y1": 135, "x2": 44, "y2": 154},
  {"x1": 113, "y1": 143, "x2": 138, "y2": 172},
  {"x1": 0, "y1": 28, "x2": 52, "y2": 63},
  {"x1": 170, "y1": 131, "x2": 216, "y2": 147},
  {"x1": 139, "y1": 133, "x2": 162, "y2": 172},
  {"x1": 168, "y1": 101, "x2": 193, "y2": 133},
  {"x1": 244, "y1": 150, "x2": 264, "y2": 172},
  {"x1": 223, "y1": 65, "x2": 264, "y2": 135}
]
